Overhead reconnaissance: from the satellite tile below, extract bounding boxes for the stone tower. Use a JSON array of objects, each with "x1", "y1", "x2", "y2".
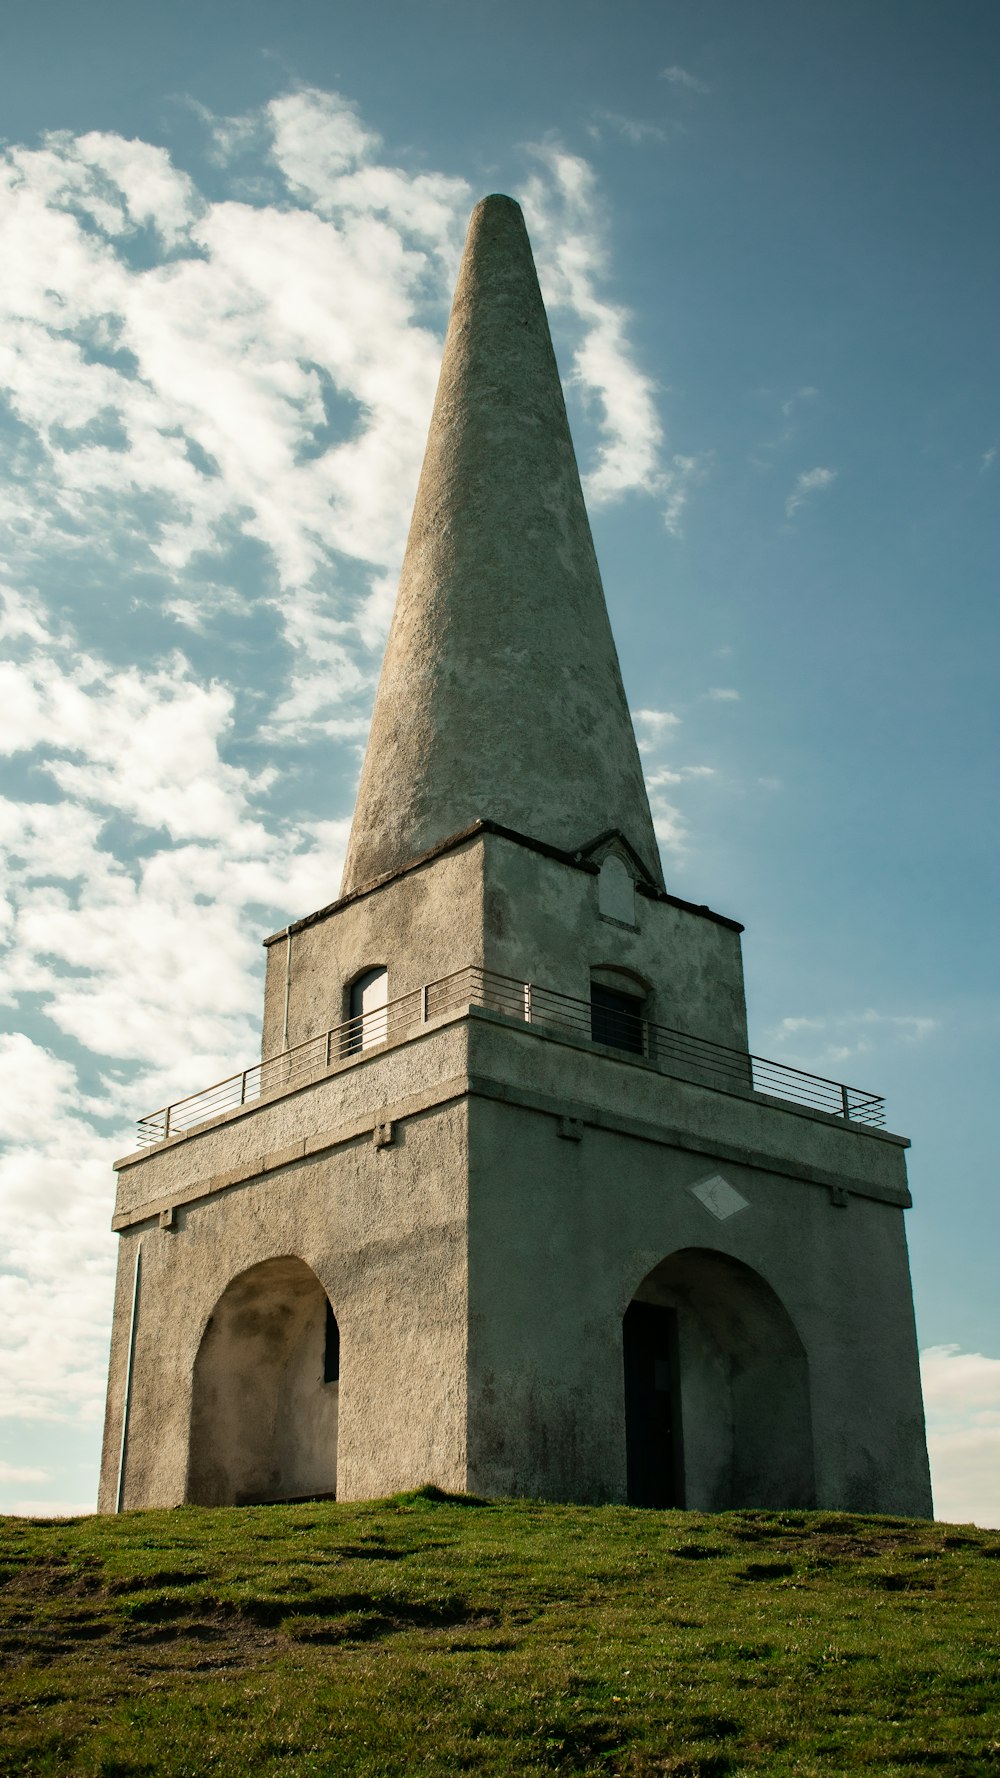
[{"x1": 98, "y1": 196, "x2": 932, "y2": 1517}]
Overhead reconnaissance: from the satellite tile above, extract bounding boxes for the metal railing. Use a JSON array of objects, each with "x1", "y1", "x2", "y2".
[{"x1": 136, "y1": 965, "x2": 885, "y2": 1146}]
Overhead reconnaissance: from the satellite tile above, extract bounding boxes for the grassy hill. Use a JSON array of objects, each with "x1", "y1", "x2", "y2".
[{"x1": 1, "y1": 1491, "x2": 998, "y2": 1776}]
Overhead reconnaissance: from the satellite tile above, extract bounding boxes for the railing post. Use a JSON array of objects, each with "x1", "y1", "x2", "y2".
[
  {"x1": 163, "y1": 1104, "x2": 171, "y2": 1139},
  {"x1": 422, "y1": 983, "x2": 430, "y2": 1023},
  {"x1": 240, "y1": 1070, "x2": 247, "y2": 1106},
  {"x1": 841, "y1": 1083, "x2": 851, "y2": 1121},
  {"x1": 524, "y1": 982, "x2": 533, "y2": 1025},
  {"x1": 325, "y1": 1028, "x2": 332, "y2": 1068}
]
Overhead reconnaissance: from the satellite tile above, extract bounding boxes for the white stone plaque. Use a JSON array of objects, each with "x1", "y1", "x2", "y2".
[{"x1": 688, "y1": 1172, "x2": 749, "y2": 1222}]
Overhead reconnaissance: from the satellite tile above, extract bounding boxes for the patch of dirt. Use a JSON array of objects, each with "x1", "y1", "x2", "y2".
[
  {"x1": 107, "y1": 1569, "x2": 211, "y2": 1594},
  {"x1": 670, "y1": 1545, "x2": 733, "y2": 1561}
]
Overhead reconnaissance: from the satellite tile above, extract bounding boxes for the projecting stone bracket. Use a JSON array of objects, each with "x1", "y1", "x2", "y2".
[
  {"x1": 558, "y1": 1116, "x2": 583, "y2": 1141},
  {"x1": 373, "y1": 1121, "x2": 395, "y2": 1149}
]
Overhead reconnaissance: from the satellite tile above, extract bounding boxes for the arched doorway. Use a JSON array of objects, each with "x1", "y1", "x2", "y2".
[
  {"x1": 624, "y1": 1249, "x2": 815, "y2": 1510},
  {"x1": 187, "y1": 1257, "x2": 340, "y2": 1506}
]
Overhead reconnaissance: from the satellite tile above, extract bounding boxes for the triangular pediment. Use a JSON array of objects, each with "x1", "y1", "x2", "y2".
[{"x1": 576, "y1": 828, "x2": 660, "y2": 889}]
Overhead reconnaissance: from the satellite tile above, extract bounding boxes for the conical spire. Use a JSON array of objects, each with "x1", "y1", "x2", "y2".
[{"x1": 340, "y1": 194, "x2": 663, "y2": 896}]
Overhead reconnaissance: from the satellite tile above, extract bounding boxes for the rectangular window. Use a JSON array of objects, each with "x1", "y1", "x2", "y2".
[{"x1": 591, "y1": 983, "x2": 645, "y2": 1055}]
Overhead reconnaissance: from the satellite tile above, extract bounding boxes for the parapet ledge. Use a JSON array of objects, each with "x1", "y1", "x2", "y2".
[{"x1": 263, "y1": 819, "x2": 744, "y2": 946}]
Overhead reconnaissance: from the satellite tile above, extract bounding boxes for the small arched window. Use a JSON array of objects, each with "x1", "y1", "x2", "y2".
[
  {"x1": 598, "y1": 853, "x2": 636, "y2": 926},
  {"x1": 347, "y1": 966, "x2": 388, "y2": 1052}
]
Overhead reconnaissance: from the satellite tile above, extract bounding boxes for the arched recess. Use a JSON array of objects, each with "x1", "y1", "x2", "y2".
[
  {"x1": 624, "y1": 1248, "x2": 815, "y2": 1511},
  {"x1": 187, "y1": 1257, "x2": 340, "y2": 1506},
  {"x1": 597, "y1": 852, "x2": 636, "y2": 925}
]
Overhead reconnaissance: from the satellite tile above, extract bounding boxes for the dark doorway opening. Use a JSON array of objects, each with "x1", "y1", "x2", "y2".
[{"x1": 623, "y1": 1300, "x2": 683, "y2": 1507}]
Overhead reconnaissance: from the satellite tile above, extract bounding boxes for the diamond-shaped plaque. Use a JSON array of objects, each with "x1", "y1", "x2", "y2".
[{"x1": 688, "y1": 1172, "x2": 749, "y2": 1222}]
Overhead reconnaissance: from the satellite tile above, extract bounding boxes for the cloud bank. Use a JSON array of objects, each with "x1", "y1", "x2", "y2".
[
  {"x1": 0, "y1": 88, "x2": 683, "y2": 1502},
  {"x1": 921, "y1": 1345, "x2": 1000, "y2": 1528}
]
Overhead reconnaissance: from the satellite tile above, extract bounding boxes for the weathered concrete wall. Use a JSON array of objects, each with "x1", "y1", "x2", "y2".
[
  {"x1": 101, "y1": 962, "x2": 928, "y2": 1519},
  {"x1": 259, "y1": 829, "x2": 746, "y2": 1069},
  {"x1": 99, "y1": 1099, "x2": 471, "y2": 1512},
  {"x1": 112, "y1": 1017, "x2": 473, "y2": 1225},
  {"x1": 464, "y1": 1077, "x2": 931, "y2": 1515},
  {"x1": 480, "y1": 831, "x2": 748, "y2": 1049},
  {"x1": 463, "y1": 1012, "x2": 911, "y2": 1202},
  {"x1": 262, "y1": 841, "x2": 485, "y2": 1057}
]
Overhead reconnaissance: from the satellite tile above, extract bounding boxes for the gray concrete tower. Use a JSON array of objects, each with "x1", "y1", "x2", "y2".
[{"x1": 98, "y1": 197, "x2": 932, "y2": 1521}]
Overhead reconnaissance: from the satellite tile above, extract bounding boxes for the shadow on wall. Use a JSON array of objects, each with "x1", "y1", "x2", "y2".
[
  {"x1": 187, "y1": 1256, "x2": 339, "y2": 1506},
  {"x1": 628, "y1": 1247, "x2": 815, "y2": 1511}
]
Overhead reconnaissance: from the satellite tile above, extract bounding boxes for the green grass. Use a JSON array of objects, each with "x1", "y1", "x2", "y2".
[{"x1": 1, "y1": 1491, "x2": 998, "y2": 1776}]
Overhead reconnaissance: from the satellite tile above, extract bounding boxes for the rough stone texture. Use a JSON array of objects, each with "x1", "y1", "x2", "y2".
[
  {"x1": 100, "y1": 1095, "x2": 471, "y2": 1511},
  {"x1": 188, "y1": 1257, "x2": 338, "y2": 1505},
  {"x1": 262, "y1": 841, "x2": 486, "y2": 1058},
  {"x1": 463, "y1": 1066, "x2": 929, "y2": 1514},
  {"x1": 99, "y1": 974, "x2": 930, "y2": 1516},
  {"x1": 260, "y1": 826, "x2": 746, "y2": 1067},
  {"x1": 340, "y1": 195, "x2": 663, "y2": 896}
]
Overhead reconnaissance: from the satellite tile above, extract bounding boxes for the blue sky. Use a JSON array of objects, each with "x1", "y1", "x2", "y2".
[{"x1": 0, "y1": 0, "x2": 997, "y2": 1523}]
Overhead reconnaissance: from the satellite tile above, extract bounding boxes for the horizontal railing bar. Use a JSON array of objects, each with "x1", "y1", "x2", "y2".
[{"x1": 135, "y1": 963, "x2": 886, "y2": 1144}]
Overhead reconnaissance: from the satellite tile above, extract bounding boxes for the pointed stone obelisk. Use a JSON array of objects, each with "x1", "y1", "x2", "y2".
[{"x1": 341, "y1": 194, "x2": 663, "y2": 896}]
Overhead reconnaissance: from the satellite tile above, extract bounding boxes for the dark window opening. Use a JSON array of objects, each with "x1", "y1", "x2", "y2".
[
  {"x1": 324, "y1": 1301, "x2": 340, "y2": 1384},
  {"x1": 623, "y1": 1301, "x2": 683, "y2": 1508},
  {"x1": 591, "y1": 982, "x2": 645, "y2": 1054}
]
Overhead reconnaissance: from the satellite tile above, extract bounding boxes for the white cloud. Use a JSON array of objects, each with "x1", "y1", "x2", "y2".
[
  {"x1": 659, "y1": 65, "x2": 710, "y2": 95},
  {"x1": 0, "y1": 102, "x2": 462, "y2": 735},
  {"x1": 769, "y1": 1007, "x2": 939, "y2": 1068},
  {"x1": 7, "y1": 1499, "x2": 95, "y2": 1518},
  {"x1": 72, "y1": 131, "x2": 199, "y2": 246},
  {"x1": 650, "y1": 800, "x2": 687, "y2": 853},
  {"x1": 645, "y1": 764, "x2": 714, "y2": 787},
  {"x1": 781, "y1": 385, "x2": 819, "y2": 418},
  {"x1": 921, "y1": 1345, "x2": 1000, "y2": 1528},
  {"x1": 663, "y1": 452, "x2": 709, "y2": 537},
  {"x1": 785, "y1": 464, "x2": 837, "y2": 519},
  {"x1": 0, "y1": 592, "x2": 351, "y2": 1427},
  {"x1": 268, "y1": 88, "x2": 380, "y2": 192},
  {"x1": 632, "y1": 710, "x2": 718, "y2": 861},
  {"x1": 708, "y1": 687, "x2": 740, "y2": 701},
  {"x1": 520, "y1": 147, "x2": 676, "y2": 515},
  {"x1": 0, "y1": 97, "x2": 677, "y2": 742},
  {"x1": 0, "y1": 88, "x2": 683, "y2": 1492},
  {"x1": 591, "y1": 111, "x2": 667, "y2": 146},
  {"x1": 634, "y1": 707, "x2": 682, "y2": 734},
  {"x1": 0, "y1": 1458, "x2": 49, "y2": 1483},
  {"x1": 0, "y1": 1032, "x2": 120, "y2": 1425},
  {"x1": 980, "y1": 445, "x2": 996, "y2": 474}
]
